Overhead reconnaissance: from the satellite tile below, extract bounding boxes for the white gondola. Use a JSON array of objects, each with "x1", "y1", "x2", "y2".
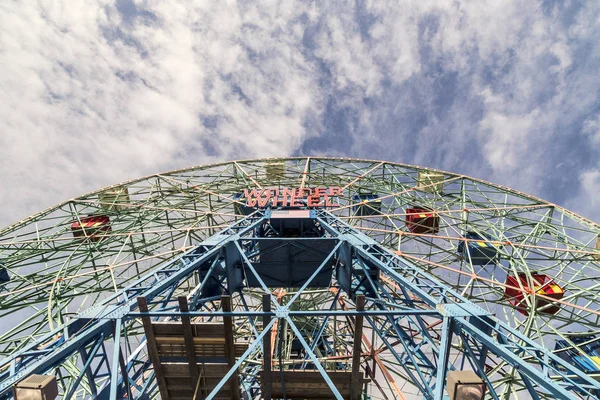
[
  {"x1": 99, "y1": 187, "x2": 130, "y2": 211},
  {"x1": 417, "y1": 171, "x2": 445, "y2": 192},
  {"x1": 265, "y1": 161, "x2": 285, "y2": 180}
]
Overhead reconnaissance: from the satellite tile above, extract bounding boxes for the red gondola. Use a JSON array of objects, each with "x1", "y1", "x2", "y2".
[
  {"x1": 71, "y1": 215, "x2": 111, "y2": 242},
  {"x1": 405, "y1": 207, "x2": 439, "y2": 234},
  {"x1": 504, "y1": 273, "x2": 564, "y2": 315}
]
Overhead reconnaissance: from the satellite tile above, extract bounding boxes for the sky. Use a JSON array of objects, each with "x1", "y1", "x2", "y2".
[{"x1": 0, "y1": 0, "x2": 599, "y2": 228}]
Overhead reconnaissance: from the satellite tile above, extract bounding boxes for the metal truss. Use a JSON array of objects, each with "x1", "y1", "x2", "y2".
[
  {"x1": 0, "y1": 157, "x2": 599, "y2": 399},
  {"x1": 0, "y1": 209, "x2": 597, "y2": 399}
]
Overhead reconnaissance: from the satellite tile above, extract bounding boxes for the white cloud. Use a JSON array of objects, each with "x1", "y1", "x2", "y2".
[
  {"x1": 568, "y1": 168, "x2": 600, "y2": 223},
  {"x1": 583, "y1": 114, "x2": 600, "y2": 146},
  {"x1": 480, "y1": 108, "x2": 540, "y2": 170},
  {"x1": 0, "y1": 0, "x2": 599, "y2": 226},
  {"x1": 310, "y1": 1, "x2": 599, "y2": 220},
  {"x1": 0, "y1": 0, "x2": 323, "y2": 226}
]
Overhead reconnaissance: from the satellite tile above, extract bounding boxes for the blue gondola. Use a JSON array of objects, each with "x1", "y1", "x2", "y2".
[
  {"x1": 555, "y1": 335, "x2": 600, "y2": 372},
  {"x1": 352, "y1": 193, "x2": 381, "y2": 216},
  {"x1": 554, "y1": 335, "x2": 600, "y2": 396},
  {"x1": 0, "y1": 263, "x2": 9, "y2": 283},
  {"x1": 458, "y1": 231, "x2": 499, "y2": 265}
]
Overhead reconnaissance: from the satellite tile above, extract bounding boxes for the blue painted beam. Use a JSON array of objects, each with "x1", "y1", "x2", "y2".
[
  {"x1": 2, "y1": 209, "x2": 598, "y2": 400},
  {"x1": 0, "y1": 212, "x2": 267, "y2": 397},
  {"x1": 315, "y1": 210, "x2": 600, "y2": 398}
]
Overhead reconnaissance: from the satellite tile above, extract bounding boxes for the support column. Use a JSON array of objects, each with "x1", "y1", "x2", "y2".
[
  {"x1": 351, "y1": 295, "x2": 365, "y2": 400},
  {"x1": 178, "y1": 297, "x2": 200, "y2": 393},
  {"x1": 137, "y1": 297, "x2": 170, "y2": 400},
  {"x1": 222, "y1": 295, "x2": 240, "y2": 400},
  {"x1": 262, "y1": 294, "x2": 272, "y2": 400},
  {"x1": 433, "y1": 317, "x2": 454, "y2": 400}
]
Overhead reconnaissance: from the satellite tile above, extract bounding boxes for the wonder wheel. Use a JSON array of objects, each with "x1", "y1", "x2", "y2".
[{"x1": 0, "y1": 157, "x2": 598, "y2": 399}]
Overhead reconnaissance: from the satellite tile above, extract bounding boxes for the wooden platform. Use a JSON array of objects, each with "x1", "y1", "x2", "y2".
[
  {"x1": 138, "y1": 296, "x2": 244, "y2": 400},
  {"x1": 152, "y1": 322, "x2": 246, "y2": 360},
  {"x1": 138, "y1": 294, "x2": 367, "y2": 400},
  {"x1": 260, "y1": 294, "x2": 367, "y2": 400},
  {"x1": 164, "y1": 364, "x2": 234, "y2": 400},
  {"x1": 260, "y1": 370, "x2": 356, "y2": 399}
]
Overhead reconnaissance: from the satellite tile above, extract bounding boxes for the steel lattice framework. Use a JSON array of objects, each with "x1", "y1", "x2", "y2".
[{"x1": 0, "y1": 157, "x2": 599, "y2": 399}]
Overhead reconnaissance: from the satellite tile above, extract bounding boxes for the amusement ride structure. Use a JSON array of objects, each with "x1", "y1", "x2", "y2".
[{"x1": 0, "y1": 157, "x2": 599, "y2": 399}]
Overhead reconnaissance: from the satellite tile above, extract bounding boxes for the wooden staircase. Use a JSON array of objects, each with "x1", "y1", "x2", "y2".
[
  {"x1": 138, "y1": 294, "x2": 367, "y2": 399},
  {"x1": 138, "y1": 296, "x2": 244, "y2": 400}
]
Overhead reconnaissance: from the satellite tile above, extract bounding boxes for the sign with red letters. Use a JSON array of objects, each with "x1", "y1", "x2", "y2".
[{"x1": 243, "y1": 187, "x2": 341, "y2": 208}]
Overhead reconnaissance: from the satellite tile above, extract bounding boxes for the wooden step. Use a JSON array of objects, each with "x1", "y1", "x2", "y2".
[{"x1": 261, "y1": 370, "x2": 353, "y2": 399}]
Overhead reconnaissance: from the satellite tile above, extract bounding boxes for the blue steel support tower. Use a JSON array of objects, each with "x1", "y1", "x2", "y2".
[{"x1": 0, "y1": 208, "x2": 598, "y2": 399}]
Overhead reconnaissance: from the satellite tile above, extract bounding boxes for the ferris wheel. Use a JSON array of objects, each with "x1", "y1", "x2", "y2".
[{"x1": 0, "y1": 157, "x2": 599, "y2": 399}]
